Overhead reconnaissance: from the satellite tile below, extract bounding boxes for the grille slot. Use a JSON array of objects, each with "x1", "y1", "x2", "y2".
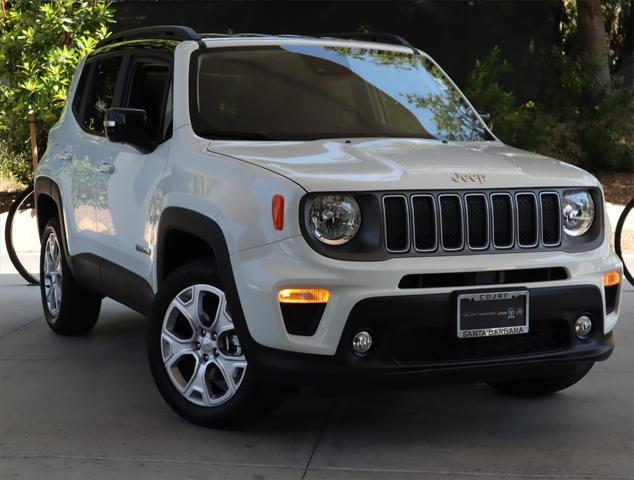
[
  {"x1": 383, "y1": 195, "x2": 410, "y2": 252},
  {"x1": 465, "y1": 194, "x2": 489, "y2": 249},
  {"x1": 491, "y1": 193, "x2": 514, "y2": 248},
  {"x1": 540, "y1": 192, "x2": 562, "y2": 246},
  {"x1": 399, "y1": 267, "x2": 568, "y2": 289},
  {"x1": 439, "y1": 195, "x2": 464, "y2": 251},
  {"x1": 411, "y1": 195, "x2": 437, "y2": 252},
  {"x1": 516, "y1": 192, "x2": 539, "y2": 247}
]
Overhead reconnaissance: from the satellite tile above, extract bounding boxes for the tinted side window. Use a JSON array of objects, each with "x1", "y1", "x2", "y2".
[
  {"x1": 163, "y1": 84, "x2": 173, "y2": 140},
  {"x1": 82, "y1": 56, "x2": 122, "y2": 135},
  {"x1": 72, "y1": 64, "x2": 91, "y2": 118},
  {"x1": 125, "y1": 61, "x2": 170, "y2": 143}
]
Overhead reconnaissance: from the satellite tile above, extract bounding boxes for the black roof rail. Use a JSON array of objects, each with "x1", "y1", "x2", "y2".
[
  {"x1": 233, "y1": 33, "x2": 272, "y2": 37},
  {"x1": 200, "y1": 33, "x2": 273, "y2": 38},
  {"x1": 200, "y1": 33, "x2": 229, "y2": 38},
  {"x1": 97, "y1": 25, "x2": 203, "y2": 48},
  {"x1": 317, "y1": 32, "x2": 414, "y2": 49}
]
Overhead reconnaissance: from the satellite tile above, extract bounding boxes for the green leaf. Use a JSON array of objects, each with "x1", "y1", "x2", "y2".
[{"x1": 0, "y1": 0, "x2": 116, "y2": 180}]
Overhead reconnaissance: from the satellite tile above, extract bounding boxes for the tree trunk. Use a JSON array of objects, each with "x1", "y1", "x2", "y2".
[
  {"x1": 29, "y1": 115, "x2": 39, "y2": 171},
  {"x1": 614, "y1": 2, "x2": 633, "y2": 86},
  {"x1": 576, "y1": 0, "x2": 611, "y2": 90}
]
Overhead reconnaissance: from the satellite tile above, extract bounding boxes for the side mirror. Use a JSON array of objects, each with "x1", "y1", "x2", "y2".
[{"x1": 104, "y1": 108, "x2": 152, "y2": 153}]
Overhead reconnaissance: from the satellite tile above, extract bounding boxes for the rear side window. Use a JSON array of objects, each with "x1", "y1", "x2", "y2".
[
  {"x1": 81, "y1": 56, "x2": 122, "y2": 135},
  {"x1": 72, "y1": 64, "x2": 90, "y2": 118}
]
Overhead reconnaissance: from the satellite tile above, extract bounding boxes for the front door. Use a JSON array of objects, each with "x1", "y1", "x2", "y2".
[{"x1": 95, "y1": 54, "x2": 172, "y2": 290}]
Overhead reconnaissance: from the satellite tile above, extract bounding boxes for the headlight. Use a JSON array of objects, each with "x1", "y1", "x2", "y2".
[
  {"x1": 309, "y1": 194, "x2": 362, "y2": 245},
  {"x1": 562, "y1": 190, "x2": 595, "y2": 237}
]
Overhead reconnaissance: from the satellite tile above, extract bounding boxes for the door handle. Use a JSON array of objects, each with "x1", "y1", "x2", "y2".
[{"x1": 98, "y1": 162, "x2": 115, "y2": 174}]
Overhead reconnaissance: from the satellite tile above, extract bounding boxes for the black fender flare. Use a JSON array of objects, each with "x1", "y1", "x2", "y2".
[
  {"x1": 156, "y1": 207, "x2": 261, "y2": 355},
  {"x1": 34, "y1": 177, "x2": 73, "y2": 271}
]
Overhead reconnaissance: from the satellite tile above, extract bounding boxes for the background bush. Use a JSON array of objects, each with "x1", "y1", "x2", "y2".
[
  {"x1": 0, "y1": 0, "x2": 114, "y2": 184},
  {"x1": 0, "y1": 132, "x2": 31, "y2": 185},
  {"x1": 465, "y1": 46, "x2": 634, "y2": 173},
  {"x1": 0, "y1": 0, "x2": 631, "y2": 186}
]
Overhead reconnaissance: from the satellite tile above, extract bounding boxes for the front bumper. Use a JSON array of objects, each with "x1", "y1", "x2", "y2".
[
  {"x1": 237, "y1": 284, "x2": 614, "y2": 384},
  {"x1": 230, "y1": 235, "x2": 623, "y2": 356}
]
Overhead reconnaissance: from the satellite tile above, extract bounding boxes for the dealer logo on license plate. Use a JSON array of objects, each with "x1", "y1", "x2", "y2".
[{"x1": 457, "y1": 291, "x2": 529, "y2": 339}]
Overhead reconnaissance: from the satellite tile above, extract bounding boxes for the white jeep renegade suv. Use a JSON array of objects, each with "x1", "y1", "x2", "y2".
[{"x1": 34, "y1": 26, "x2": 624, "y2": 427}]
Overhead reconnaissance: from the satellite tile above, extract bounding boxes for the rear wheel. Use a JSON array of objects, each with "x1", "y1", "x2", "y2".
[
  {"x1": 147, "y1": 261, "x2": 278, "y2": 428},
  {"x1": 40, "y1": 218, "x2": 101, "y2": 335},
  {"x1": 488, "y1": 362, "x2": 594, "y2": 397}
]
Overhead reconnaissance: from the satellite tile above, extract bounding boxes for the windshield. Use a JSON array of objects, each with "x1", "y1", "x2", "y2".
[{"x1": 190, "y1": 44, "x2": 493, "y2": 142}]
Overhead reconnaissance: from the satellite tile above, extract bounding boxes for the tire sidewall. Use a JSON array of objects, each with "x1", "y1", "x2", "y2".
[
  {"x1": 40, "y1": 219, "x2": 64, "y2": 327},
  {"x1": 147, "y1": 263, "x2": 260, "y2": 427},
  {"x1": 38, "y1": 218, "x2": 101, "y2": 335}
]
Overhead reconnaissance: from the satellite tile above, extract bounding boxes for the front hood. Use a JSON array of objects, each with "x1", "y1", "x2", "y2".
[{"x1": 207, "y1": 138, "x2": 599, "y2": 192}]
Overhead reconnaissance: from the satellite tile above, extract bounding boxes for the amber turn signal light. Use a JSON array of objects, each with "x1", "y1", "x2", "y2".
[
  {"x1": 278, "y1": 288, "x2": 330, "y2": 304},
  {"x1": 272, "y1": 194, "x2": 285, "y2": 231},
  {"x1": 603, "y1": 271, "x2": 621, "y2": 287}
]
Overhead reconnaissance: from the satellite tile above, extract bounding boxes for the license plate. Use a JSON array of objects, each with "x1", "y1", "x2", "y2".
[{"x1": 457, "y1": 290, "x2": 529, "y2": 339}]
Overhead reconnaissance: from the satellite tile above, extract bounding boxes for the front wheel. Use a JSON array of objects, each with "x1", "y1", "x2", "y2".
[
  {"x1": 147, "y1": 262, "x2": 277, "y2": 428},
  {"x1": 488, "y1": 362, "x2": 594, "y2": 397}
]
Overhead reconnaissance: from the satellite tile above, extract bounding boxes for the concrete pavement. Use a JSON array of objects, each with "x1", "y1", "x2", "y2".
[{"x1": 0, "y1": 274, "x2": 633, "y2": 480}]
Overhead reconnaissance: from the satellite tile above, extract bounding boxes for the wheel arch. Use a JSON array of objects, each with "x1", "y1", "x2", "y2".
[
  {"x1": 156, "y1": 208, "x2": 226, "y2": 288},
  {"x1": 34, "y1": 177, "x2": 70, "y2": 258},
  {"x1": 155, "y1": 207, "x2": 259, "y2": 353}
]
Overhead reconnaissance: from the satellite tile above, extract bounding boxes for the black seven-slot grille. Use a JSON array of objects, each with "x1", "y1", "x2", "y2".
[{"x1": 382, "y1": 191, "x2": 562, "y2": 254}]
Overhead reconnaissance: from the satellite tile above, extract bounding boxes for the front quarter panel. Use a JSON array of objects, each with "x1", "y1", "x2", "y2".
[{"x1": 157, "y1": 127, "x2": 306, "y2": 265}]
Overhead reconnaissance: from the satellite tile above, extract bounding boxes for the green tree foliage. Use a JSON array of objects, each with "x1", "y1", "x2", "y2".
[
  {"x1": 0, "y1": 0, "x2": 114, "y2": 183},
  {"x1": 465, "y1": 47, "x2": 634, "y2": 172},
  {"x1": 464, "y1": 47, "x2": 552, "y2": 152}
]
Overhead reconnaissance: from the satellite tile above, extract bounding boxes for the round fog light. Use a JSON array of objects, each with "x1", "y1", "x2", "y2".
[
  {"x1": 575, "y1": 315, "x2": 593, "y2": 339},
  {"x1": 352, "y1": 331, "x2": 373, "y2": 355}
]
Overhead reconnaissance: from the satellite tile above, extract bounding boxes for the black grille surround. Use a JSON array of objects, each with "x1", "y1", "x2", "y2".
[
  {"x1": 299, "y1": 188, "x2": 603, "y2": 261},
  {"x1": 378, "y1": 187, "x2": 604, "y2": 258}
]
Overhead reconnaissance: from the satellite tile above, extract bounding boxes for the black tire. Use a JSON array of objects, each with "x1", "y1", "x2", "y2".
[
  {"x1": 147, "y1": 261, "x2": 278, "y2": 428},
  {"x1": 5, "y1": 185, "x2": 39, "y2": 285},
  {"x1": 488, "y1": 362, "x2": 594, "y2": 397},
  {"x1": 40, "y1": 218, "x2": 101, "y2": 335}
]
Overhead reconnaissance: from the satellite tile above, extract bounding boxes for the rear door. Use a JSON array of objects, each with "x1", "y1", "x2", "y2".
[{"x1": 62, "y1": 53, "x2": 125, "y2": 275}]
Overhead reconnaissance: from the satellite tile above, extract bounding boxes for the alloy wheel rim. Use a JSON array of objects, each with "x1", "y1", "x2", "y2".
[
  {"x1": 43, "y1": 231, "x2": 63, "y2": 318},
  {"x1": 161, "y1": 284, "x2": 247, "y2": 407}
]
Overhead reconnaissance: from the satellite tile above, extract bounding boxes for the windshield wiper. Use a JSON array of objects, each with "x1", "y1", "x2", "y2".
[{"x1": 200, "y1": 129, "x2": 276, "y2": 141}]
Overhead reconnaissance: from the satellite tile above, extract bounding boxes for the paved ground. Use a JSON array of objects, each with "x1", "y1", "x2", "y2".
[{"x1": 0, "y1": 274, "x2": 632, "y2": 480}]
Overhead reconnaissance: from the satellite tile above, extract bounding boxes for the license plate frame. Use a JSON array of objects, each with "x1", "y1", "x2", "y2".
[{"x1": 456, "y1": 290, "x2": 529, "y2": 339}]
